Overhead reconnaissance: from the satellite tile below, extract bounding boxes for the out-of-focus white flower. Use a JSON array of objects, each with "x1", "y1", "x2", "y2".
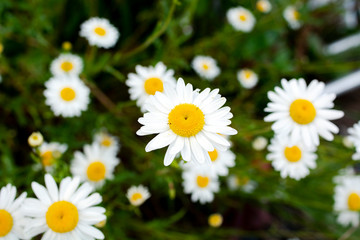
[
  {"x1": 227, "y1": 6, "x2": 256, "y2": 32},
  {"x1": 252, "y1": 136, "x2": 268, "y2": 151}
]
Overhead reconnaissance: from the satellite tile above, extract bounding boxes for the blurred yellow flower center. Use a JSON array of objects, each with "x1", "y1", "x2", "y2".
[
  {"x1": 196, "y1": 175, "x2": 209, "y2": 188},
  {"x1": 94, "y1": 27, "x2": 106, "y2": 36},
  {"x1": 60, "y1": 61, "x2": 73, "y2": 72},
  {"x1": 208, "y1": 214, "x2": 223, "y2": 227},
  {"x1": 293, "y1": 10, "x2": 300, "y2": 20},
  {"x1": 46, "y1": 201, "x2": 79, "y2": 233},
  {"x1": 168, "y1": 104, "x2": 205, "y2": 137},
  {"x1": 202, "y1": 64, "x2": 209, "y2": 70},
  {"x1": 101, "y1": 137, "x2": 112, "y2": 147},
  {"x1": 0, "y1": 210, "x2": 13, "y2": 237},
  {"x1": 0, "y1": 43, "x2": 3, "y2": 54},
  {"x1": 144, "y1": 77, "x2": 164, "y2": 95},
  {"x1": 284, "y1": 146, "x2": 302, "y2": 162},
  {"x1": 208, "y1": 149, "x2": 218, "y2": 162},
  {"x1": 87, "y1": 161, "x2": 106, "y2": 182},
  {"x1": 41, "y1": 151, "x2": 54, "y2": 166},
  {"x1": 62, "y1": 41, "x2": 72, "y2": 51},
  {"x1": 256, "y1": 1, "x2": 266, "y2": 12},
  {"x1": 244, "y1": 70, "x2": 252, "y2": 79},
  {"x1": 289, "y1": 99, "x2": 316, "y2": 125},
  {"x1": 239, "y1": 176, "x2": 250, "y2": 185},
  {"x1": 60, "y1": 87, "x2": 76, "y2": 102},
  {"x1": 348, "y1": 193, "x2": 360, "y2": 211},
  {"x1": 131, "y1": 193, "x2": 143, "y2": 202},
  {"x1": 239, "y1": 14, "x2": 247, "y2": 21}
]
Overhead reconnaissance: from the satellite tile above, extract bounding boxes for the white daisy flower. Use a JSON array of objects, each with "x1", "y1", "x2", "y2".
[
  {"x1": 208, "y1": 148, "x2": 236, "y2": 176},
  {"x1": 0, "y1": 184, "x2": 27, "y2": 240},
  {"x1": 50, "y1": 53, "x2": 83, "y2": 77},
  {"x1": 44, "y1": 76, "x2": 90, "y2": 118},
  {"x1": 343, "y1": 136, "x2": 355, "y2": 148},
  {"x1": 252, "y1": 136, "x2": 268, "y2": 151},
  {"x1": 348, "y1": 121, "x2": 360, "y2": 160},
  {"x1": 226, "y1": 6, "x2": 256, "y2": 32},
  {"x1": 93, "y1": 131, "x2": 120, "y2": 155},
  {"x1": 237, "y1": 69, "x2": 258, "y2": 89},
  {"x1": 23, "y1": 174, "x2": 106, "y2": 239},
  {"x1": 208, "y1": 213, "x2": 223, "y2": 228},
  {"x1": 80, "y1": 17, "x2": 120, "y2": 49},
  {"x1": 333, "y1": 167, "x2": 356, "y2": 185},
  {"x1": 256, "y1": 0, "x2": 272, "y2": 13},
  {"x1": 71, "y1": 143, "x2": 120, "y2": 189},
  {"x1": 191, "y1": 56, "x2": 220, "y2": 81},
  {"x1": 126, "y1": 185, "x2": 151, "y2": 207},
  {"x1": 39, "y1": 142, "x2": 68, "y2": 172},
  {"x1": 267, "y1": 136, "x2": 317, "y2": 180},
  {"x1": 182, "y1": 164, "x2": 219, "y2": 204},
  {"x1": 126, "y1": 62, "x2": 176, "y2": 112},
  {"x1": 28, "y1": 132, "x2": 43, "y2": 147},
  {"x1": 334, "y1": 176, "x2": 360, "y2": 227},
  {"x1": 283, "y1": 5, "x2": 301, "y2": 30},
  {"x1": 226, "y1": 175, "x2": 257, "y2": 193},
  {"x1": 264, "y1": 79, "x2": 344, "y2": 148},
  {"x1": 137, "y1": 78, "x2": 237, "y2": 166}
]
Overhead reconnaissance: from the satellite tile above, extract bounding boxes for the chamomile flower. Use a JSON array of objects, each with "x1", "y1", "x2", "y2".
[
  {"x1": 226, "y1": 7, "x2": 256, "y2": 32},
  {"x1": 126, "y1": 185, "x2": 151, "y2": 207},
  {"x1": 267, "y1": 136, "x2": 317, "y2": 180},
  {"x1": 334, "y1": 176, "x2": 360, "y2": 227},
  {"x1": 39, "y1": 142, "x2": 68, "y2": 172},
  {"x1": 126, "y1": 62, "x2": 176, "y2": 112},
  {"x1": 226, "y1": 175, "x2": 257, "y2": 193},
  {"x1": 28, "y1": 132, "x2": 44, "y2": 147},
  {"x1": 256, "y1": 0, "x2": 272, "y2": 13},
  {"x1": 137, "y1": 78, "x2": 237, "y2": 166},
  {"x1": 191, "y1": 56, "x2": 220, "y2": 81},
  {"x1": 283, "y1": 5, "x2": 301, "y2": 30},
  {"x1": 182, "y1": 164, "x2": 219, "y2": 204},
  {"x1": 252, "y1": 136, "x2": 268, "y2": 151},
  {"x1": 0, "y1": 184, "x2": 27, "y2": 240},
  {"x1": 50, "y1": 53, "x2": 83, "y2": 77},
  {"x1": 93, "y1": 131, "x2": 120, "y2": 155},
  {"x1": 71, "y1": 143, "x2": 120, "y2": 189},
  {"x1": 264, "y1": 79, "x2": 344, "y2": 148},
  {"x1": 208, "y1": 213, "x2": 223, "y2": 228},
  {"x1": 237, "y1": 69, "x2": 258, "y2": 89},
  {"x1": 348, "y1": 121, "x2": 360, "y2": 160},
  {"x1": 208, "y1": 148, "x2": 236, "y2": 176},
  {"x1": 80, "y1": 17, "x2": 119, "y2": 48},
  {"x1": 23, "y1": 174, "x2": 106, "y2": 239},
  {"x1": 44, "y1": 76, "x2": 90, "y2": 117}
]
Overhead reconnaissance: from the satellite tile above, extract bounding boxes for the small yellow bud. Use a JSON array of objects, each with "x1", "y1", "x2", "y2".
[
  {"x1": 62, "y1": 41, "x2": 72, "y2": 51},
  {"x1": 208, "y1": 213, "x2": 223, "y2": 228},
  {"x1": 28, "y1": 132, "x2": 44, "y2": 147}
]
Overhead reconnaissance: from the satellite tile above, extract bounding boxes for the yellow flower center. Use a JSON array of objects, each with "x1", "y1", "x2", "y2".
[
  {"x1": 46, "y1": 201, "x2": 79, "y2": 233},
  {"x1": 0, "y1": 210, "x2": 13, "y2": 237},
  {"x1": 144, "y1": 77, "x2": 164, "y2": 95},
  {"x1": 101, "y1": 137, "x2": 112, "y2": 147},
  {"x1": 41, "y1": 151, "x2": 54, "y2": 167},
  {"x1": 60, "y1": 61, "x2": 74, "y2": 72},
  {"x1": 208, "y1": 213, "x2": 223, "y2": 227},
  {"x1": 239, "y1": 14, "x2": 247, "y2": 21},
  {"x1": 196, "y1": 175, "x2": 209, "y2": 188},
  {"x1": 94, "y1": 27, "x2": 106, "y2": 36},
  {"x1": 87, "y1": 161, "x2": 106, "y2": 182},
  {"x1": 168, "y1": 104, "x2": 205, "y2": 137},
  {"x1": 203, "y1": 64, "x2": 209, "y2": 70},
  {"x1": 256, "y1": 1, "x2": 266, "y2": 12},
  {"x1": 284, "y1": 146, "x2": 302, "y2": 162},
  {"x1": 62, "y1": 41, "x2": 72, "y2": 51},
  {"x1": 60, "y1": 87, "x2": 76, "y2": 102},
  {"x1": 244, "y1": 70, "x2": 252, "y2": 79},
  {"x1": 289, "y1": 99, "x2": 316, "y2": 125},
  {"x1": 208, "y1": 149, "x2": 218, "y2": 162},
  {"x1": 293, "y1": 10, "x2": 300, "y2": 20},
  {"x1": 131, "y1": 193, "x2": 143, "y2": 202},
  {"x1": 348, "y1": 193, "x2": 360, "y2": 211}
]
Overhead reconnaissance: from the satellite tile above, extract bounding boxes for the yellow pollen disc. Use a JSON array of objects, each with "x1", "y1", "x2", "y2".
[
  {"x1": 94, "y1": 27, "x2": 106, "y2": 36},
  {"x1": 239, "y1": 14, "x2": 247, "y2": 21},
  {"x1": 293, "y1": 10, "x2": 300, "y2": 20},
  {"x1": 144, "y1": 77, "x2": 164, "y2": 95},
  {"x1": 60, "y1": 87, "x2": 76, "y2": 102},
  {"x1": 289, "y1": 99, "x2": 316, "y2": 125},
  {"x1": 0, "y1": 210, "x2": 13, "y2": 237},
  {"x1": 208, "y1": 214, "x2": 223, "y2": 227},
  {"x1": 208, "y1": 149, "x2": 218, "y2": 162},
  {"x1": 244, "y1": 70, "x2": 252, "y2": 79},
  {"x1": 87, "y1": 161, "x2": 106, "y2": 182},
  {"x1": 203, "y1": 64, "x2": 209, "y2": 70},
  {"x1": 41, "y1": 151, "x2": 54, "y2": 167},
  {"x1": 131, "y1": 193, "x2": 143, "y2": 202},
  {"x1": 101, "y1": 137, "x2": 112, "y2": 147},
  {"x1": 284, "y1": 146, "x2": 302, "y2": 162},
  {"x1": 348, "y1": 193, "x2": 360, "y2": 211},
  {"x1": 168, "y1": 104, "x2": 205, "y2": 137},
  {"x1": 46, "y1": 201, "x2": 79, "y2": 233},
  {"x1": 256, "y1": 2, "x2": 266, "y2": 12},
  {"x1": 196, "y1": 175, "x2": 210, "y2": 188},
  {"x1": 60, "y1": 61, "x2": 74, "y2": 72}
]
